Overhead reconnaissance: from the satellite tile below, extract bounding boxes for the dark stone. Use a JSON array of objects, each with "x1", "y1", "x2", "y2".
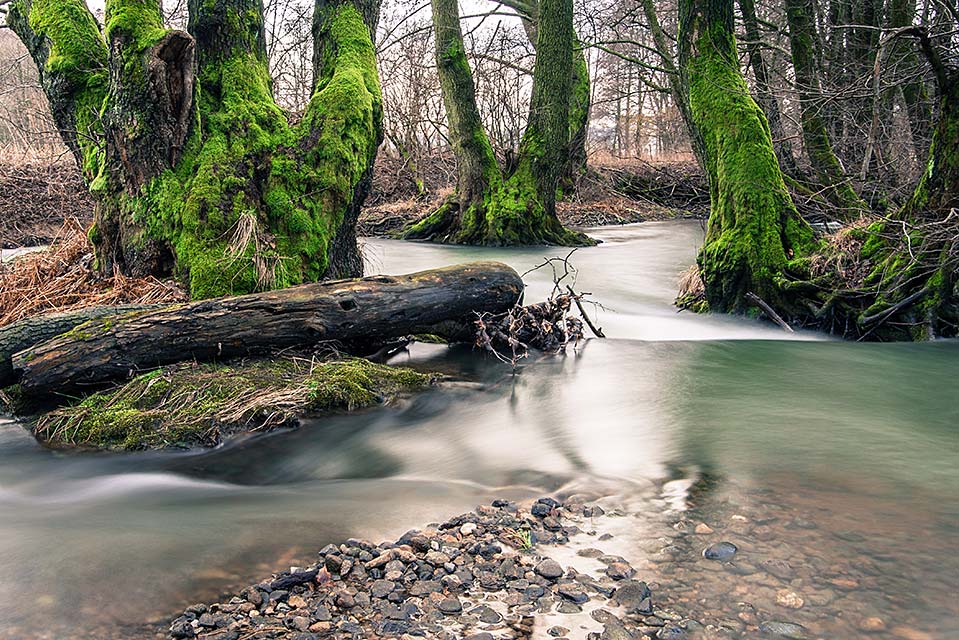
[
  {"x1": 534, "y1": 559, "x2": 564, "y2": 580},
  {"x1": 525, "y1": 585, "x2": 546, "y2": 599},
  {"x1": 379, "y1": 620, "x2": 410, "y2": 635},
  {"x1": 613, "y1": 580, "x2": 652, "y2": 613},
  {"x1": 371, "y1": 579, "x2": 396, "y2": 598},
  {"x1": 438, "y1": 597, "x2": 463, "y2": 614},
  {"x1": 600, "y1": 619, "x2": 631, "y2": 640},
  {"x1": 408, "y1": 580, "x2": 442, "y2": 596},
  {"x1": 290, "y1": 635, "x2": 320, "y2": 640},
  {"x1": 270, "y1": 569, "x2": 318, "y2": 591},
  {"x1": 557, "y1": 583, "x2": 589, "y2": 604},
  {"x1": 491, "y1": 499, "x2": 511, "y2": 507},
  {"x1": 703, "y1": 541, "x2": 738, "y2": 561},
  {"x1": 537, "y1": 497, "x2": 561, "y2": 508},
  {"x1": 469, "y1": 605, "x2": 502, "y2": 624},
  {"x1": 268, "y1": 590, "x2": 288, "y2": 602},
  {"x1": 556, "y1": 601, "x2": 582, "y2": 614},
  {"x1": 543, "y1": 516, "x2": 563, "y2": 531},
  {"x1": 467, "y1": 634, "x2": 494, "y2": 640},
  {"x1": 312, "y1": 605, "x2": 332, "y2": 622},
  {"x1": 549, "y1": 626, "x2": 570, "y2": 637},
  {"x1": 335, "y1": 591, "x2": 355, "y2": 608},
  {"x1": 169, "y1": 621, "x2": 195, "y2": 639},
  {"x1": 532, "y1": 503, "x2": 552, "y2": 517}
]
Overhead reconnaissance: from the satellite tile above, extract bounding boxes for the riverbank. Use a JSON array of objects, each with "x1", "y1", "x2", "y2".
[{"x1": 163, "y1": 494, "x2": 707, "y2": 640}]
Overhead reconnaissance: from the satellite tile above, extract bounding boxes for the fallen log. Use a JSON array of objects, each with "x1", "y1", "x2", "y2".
[
  {"x1": 12, "y1": 262, "x2": 523, "y2": 397},
  {"x1": 0, "y1": 305, "x2": 163, "y2": 389}
]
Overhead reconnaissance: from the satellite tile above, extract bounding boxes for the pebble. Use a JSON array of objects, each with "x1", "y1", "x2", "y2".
[
  {"x1": 858, "y1": 617, "x2": 886, "y2": 632},
  {"x1": 557, "y1": 583, "x2": 589, "y2": 603},
  {"x1": 694, "y1": 523, "x2": 714, "y2": 534},
  {"x1": 606, "y1": 561, "x2": 635, "y2": 580},
  {"x1": 437, "y1": 597, "x2": 462, "y2": 614},
  {"x1": 775, "y1": 589, "x2": 804, "y2": 609},
  {"x1": 702, "y1": 541, "x2": 738, "y2": 561},
  {"x1": 758, "y1": 621, "x2": 807, "y2": 639}
]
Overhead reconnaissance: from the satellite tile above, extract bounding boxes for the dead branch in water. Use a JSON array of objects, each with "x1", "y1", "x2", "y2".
[{"x1": 475, "y1": 250, "x2": 607, "y2": 367}]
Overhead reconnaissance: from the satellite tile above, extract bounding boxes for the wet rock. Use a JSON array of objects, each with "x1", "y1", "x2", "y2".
[
  {"x1": 532, "y1": 503, "x2": 552, "y2": 517},
  {"x1": 577, "y1": 548, "x2": 604, "y2": 558},
  {"x1": 613, "y1": 580, "x2": 653, "y2": 614},
  {"x1": 600, "y1": 619, "x2": 631, "y2": 640},
  {"x1": 535, "y1": 559, "x2": 564, "y2": 580},
  {"x1": 370, "y1": 579, "x2": 395, "y2": 598},
  {"x1": 556, "y1": 601, "x2": 582, "y2": 614},
  {"x1": 606, "y1": 562, "x2": 635, "y2": 580},
  {"x1": 467, "y1": 634, "x2": 494, "y2": 640},
  {"x1": 657, "y1": 624, "x2": 687, "y2": 639},
  {"x1": 702, "y1": 541, "x2": 737, "y2": 561},
  {"x1": 694, "y1": 523, "x2": 714, "y2": 534},
  {"x1": 557, "y1": 583, "x2": 589, "y2": 604},
  {"x1": 762, "y1": 559, "x2": 795, "y2": 580},
  {"x1": 470, "y1": 605, "x2": 502, "y2": 624},
  {"x1": 759, "y1": 621, "x2": 807, "y2": 639},
  {"x1": 311, "y1": 605, "x2": 331, "y2": 622},
  {"x1": 438, "y1": 597, "x2": 462, "y2": 614},
  {"x1": 775, "y1": 589, "x2": 804, "y2": 609},
  {"x1": 408, "y1": 580, "x2": 442, "y2": 596},
  {"x1": 169, "y1": 621, "x2": 195, "y2": 638},
  {"x1": 334, "y1": 591, "x2": 355, "y2": 608},
  {"x1": 549, "y1": 626, "x2": 570, "y2": 637},
  {"x1": 858, "y1": 617, "x2": 886, "y2": 632}
]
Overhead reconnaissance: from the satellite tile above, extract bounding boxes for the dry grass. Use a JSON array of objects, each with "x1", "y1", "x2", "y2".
[{"x1": 0, "y1": 218, "x2": 187, "y2": 327}]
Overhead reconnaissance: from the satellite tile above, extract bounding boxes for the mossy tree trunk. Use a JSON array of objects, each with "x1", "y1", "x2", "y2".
[
  {"x1": 678, "y1": 0, "x2": 814, "y2": 312},
  {"x1": 784, "y1": 0, "x2": 867, "y2": 217},
  {"x1": 7, "y1": 0, "x2": 383, "y2": 299},
  {"x1": 498, "y1": 0, "x2": 590, "y2": 190},
  {"x1": 404, "y1": 0, "x2": 590, "y2": 245},
  {"x1": 856, "y1": 66, "x2": 959, "y2": 339}
]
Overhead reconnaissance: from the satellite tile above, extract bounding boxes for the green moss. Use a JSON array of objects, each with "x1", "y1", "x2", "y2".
[
  {"x1": 683, "y1": 16, "x2": 813, "y2": 312},
  {"x1": 34, "y1": 358, "x2": 434, "y2": 450}
]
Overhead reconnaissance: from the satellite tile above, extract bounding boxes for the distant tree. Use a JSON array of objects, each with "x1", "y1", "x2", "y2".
[{"x1": 404, "y1": 0, "x2": 592, "y2": 245}]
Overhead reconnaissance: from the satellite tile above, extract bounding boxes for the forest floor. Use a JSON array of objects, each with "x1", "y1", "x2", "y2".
[{"x1": 0, "y1": 156, "x2": 708, "y2": 249}]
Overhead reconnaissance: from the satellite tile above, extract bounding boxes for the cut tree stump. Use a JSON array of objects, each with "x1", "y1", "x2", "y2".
[{"x1": 11, "y1": 262, "x2": 523, "y2": 397}]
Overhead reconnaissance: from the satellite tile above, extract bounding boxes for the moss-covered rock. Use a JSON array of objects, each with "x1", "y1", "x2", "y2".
[{"x1": 33, "y1": 357, "x2": 435, "y2": 450}]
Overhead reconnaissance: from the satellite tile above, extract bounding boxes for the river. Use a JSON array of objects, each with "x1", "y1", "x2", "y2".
[{"x1": 1, "y1": 221, "x2": 956, "y2": 639}]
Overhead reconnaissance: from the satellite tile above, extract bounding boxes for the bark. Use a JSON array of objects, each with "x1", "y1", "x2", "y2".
[
  {"x1": 784, "y1": 0, "x2": 867, "y2": 216},
  {"x1": 404, "y1": 0, "x2": 590, "y2": 245},
  {"x1": 7, "y1": 0, "x2": 383, "y2": 299},
  {"x1": 12, "y1": 262, "x2": 524, "y2": 397},
  {"x1": 499, "y1": 0, "x2": 590, "y2": 188},
  {"x1": 737, "y1": 0, "x2": 797, "y2": 174},
  {"x1": 887, "y1": 0, "x2": 933, "y2": 162},
  {"x1": 0, "y1": 305, "x2": 163, "y2": 388},
  {"x1": 678, "y1": 0, "x2": 814, "y2": 312}
]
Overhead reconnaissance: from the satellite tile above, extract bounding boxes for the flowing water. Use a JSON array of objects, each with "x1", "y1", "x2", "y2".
[{"x1": 1, "y1": 221, "x2": 957, "y2": 639}]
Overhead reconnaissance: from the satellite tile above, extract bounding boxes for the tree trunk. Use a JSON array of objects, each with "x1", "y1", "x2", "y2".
[
  {"x1": 7, "y1": 0, "x2": 383, "y2": 299},
  {"x1": 12, "y1": 262, "x2": 524, "y2": 397},
  {"x1": 0, "y1": 305, "x2": 163, "y2": 389},
  {"x1": 678, "y1": 0, "x2": 814, "y2": 312},
  {"x1": 738, "y1": 0, "x2": 798, "y2": 174},
  {"x1": 887, "y1": 0, "x2": 933, "y2": 163},
  {"x1": 404, "y1": 0, "x2": 590, "y2": 245},
  {"x1": 784, "y1": 0, "x2": 867, "y2": 217}
]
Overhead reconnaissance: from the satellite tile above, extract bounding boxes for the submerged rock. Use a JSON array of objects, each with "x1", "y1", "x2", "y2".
[{"x1": 702, "y1": 541, "x2": 738, "y2": 561}]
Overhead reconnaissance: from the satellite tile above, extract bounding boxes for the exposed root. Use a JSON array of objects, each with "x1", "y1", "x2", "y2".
[{"x1": 0, "y1": 219, "x2": 187, "y2": 327}]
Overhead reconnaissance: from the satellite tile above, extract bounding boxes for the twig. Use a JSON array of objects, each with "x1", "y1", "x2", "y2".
[
  {"x1": 746, "y1": 292, "x2": 794, "y2": 333},
  {"x1": 567, "y1": 285, "x2": 605, "y2": 338}
]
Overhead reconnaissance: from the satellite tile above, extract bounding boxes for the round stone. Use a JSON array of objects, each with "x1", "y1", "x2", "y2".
[{"x1": 702, "y1": 541, "x2": 737, "y2": 561}]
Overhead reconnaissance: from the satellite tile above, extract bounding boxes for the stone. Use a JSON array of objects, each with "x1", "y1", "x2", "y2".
[
  {"x1": 600, "y1": 619, "x2": 631, "y2": 640},
  {"x1": 408, "y1": 580, "x2": 442, "y2": 596},
  {"x1": 534, "y1": 559, "x2": 564, "y2": 580},
  {"x1": 470, "y1": 605, "x2": 502, "y2": 624},
  {"x1": 762, "y1": 559, "x2": 795, "y2": 580},
  {"x1": 858, "y1": 617, "x2": 886, "y2": 632},
  {"x1": 606, "y1": 562, "x2": 634, "y2": 580},
  {"x1": 694, "y1": 523, "x2": 714, "y2": 534},
  {"x1": 548, "y1": 626, "x2": 570, "y2": 637},
  {"x1": 334, "y1": 591, "x2": 355, "y2": 608},
  {"x1": 577, "y1": 548, "x2": 604, "y2": 558},
  {"x1": 169, "y1": 621, "x2": 195, "y2": 638},
  {"x1": 557, "y1": 583, "x2": 589, "y2": 604},
  {"x1": 614, "y1": 580, "x2": 652, "y2": 614},
  {"x1": 702, "y1": 541, "x2": 737, "y2": 561},
  {"x1": 758, "y1": 621, "x2": 807, "y2": 639},
  {"x1": 657, "y1": 625, "x2": 687, "y2": 639},
  {"x1": 775, "y1": 589, "x2": 804, "y2": 609},
  {"x1": 460, "y1": 522, "x2": 477, "y2": 536},
  {"x1": 438, "y1": 597, "x2": 463, "y2": 614},
  {"x1": 371, "y1": 579, "x2": 395, "y2": 598},
  {"x1": 556, "y1": 601, "x2": 582, "y2": 614},
  {"x1": 467, "y1": 634, "x2": 494, "y2": 640}
]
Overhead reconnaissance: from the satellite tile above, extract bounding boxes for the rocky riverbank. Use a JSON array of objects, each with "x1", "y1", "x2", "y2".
[{"x1": 165, "y1": 496, "x2": 706, "y2": 640}]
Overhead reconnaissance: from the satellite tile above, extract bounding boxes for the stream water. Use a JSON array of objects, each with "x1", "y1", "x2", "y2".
[{"x1": 1, "y1": 221, "x2": 957, "y2": 639}]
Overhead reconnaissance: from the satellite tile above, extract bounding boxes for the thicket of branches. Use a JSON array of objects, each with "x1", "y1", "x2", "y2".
[{"x1": 0, "y1": 0, "x2": 948, "y2": 206}]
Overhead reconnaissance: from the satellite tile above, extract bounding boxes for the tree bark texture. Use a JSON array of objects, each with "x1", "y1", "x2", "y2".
[
  {"x1": 678, "y1": 0, "x2": 814, "y2": 312},
  {"x1": 12, "y1": 262, "x2": 524, "y2": 397},
  {"x1": 7, "y1": 0, "x2": 383, "y2": 299},
  {"x1": 404, "y1": 0, "x2": 590, "y2": 246}
]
